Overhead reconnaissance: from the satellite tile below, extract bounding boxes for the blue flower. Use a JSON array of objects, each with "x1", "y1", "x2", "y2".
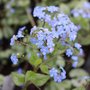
[
  {"x1": 10, "y1": 54, "x2": 18, "y2": 64},
  {"x1": 74, "y1": 43, "x2": 81, "y2": 50},
  {"x1": 17, "y1": 30, "x2": 24, "y2": 38},
  {"x1": 17, "y1": 68, "x2": 22, "y2": 74},
  {"x1": 47, "y1": 37, "x2": 55, "y2": 48},
  {"x1": 49, "y1": 68, "x2": 58, "y2": 77},
  {"x1": 10, "y1": 35, "x2": 17, "y2": 46},
  {"x1": 69, "y1": 31, "x2": 77, "y2": 41},
  {"x1": 71, "y1": 56, "x2": 78, "y2": 68},
  {"x1": 37, "y1": 31, "x2": 45, "y2": 41},
  {"x1": 44, "y1": 14, "x2": 51, "y2": 22},
  {"x1": 72, "y1": 61, "x2": 78, "y2": 68},
  {"x1": 79, "y1": 49, "x2": 84, "y2": 56},
  {"x1": 17, "y1": 26, "x2": 26, "y2": 38},
  {"x1": 19, "y1": 26, "x2": 26, "y2": 31},
  {"x1": 60, "y1": 72, "x2": 66, "y2": 80},
  {"x1": 71, "y1": 56, "x2": 78, "y2": 61},
  {"x1": 40, "y1": 46, "x2": 49, "y2": 55},
  {"x1": 54, "y1": 75, "x2": 62, "y2": 83},
  {"x1": 66, "y1": 48, "x2": 73, "y2": 57},
  {"x1": 30, "y1": 26, "x2": 37, "y2": 35},
  {"x1": 30, "y1": 38, "x2": 38, "y2": 44},
  {"x1": 49, "y1": 67, "x2": 66, "y2": 83},
  {"x1": 47, "y1": 6, "x2": 58, "y2": 13},
  {"x1": 52, "y1": 28, "x2": 59, "y2": 38},
  {"x1": 43, "y1": 54, "x2": 47, "y2": 60},
  {"x1": 33, "y1": 6, "x2": 46, "y2": 19}
]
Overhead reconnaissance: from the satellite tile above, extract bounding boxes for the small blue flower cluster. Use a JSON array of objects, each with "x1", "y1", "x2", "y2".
[
  {"x1": 31, "y1": 6, "x2": 83, "y2": 67},
  {"x1": 49, "y1": 67, "x2": 66, "y2": 83},
  {"x1": 10, "y1": 26, "x2": 26, "y2": 46},
  {"x1": 72, "y1": 43, "x2": 82, "y2": 67},
  {"x1": 10, "y1": 26, "x2": 26, "y2": 64},
  {"x1": 66, "y1": 42, "x2": 82, "y2": 68},
  {"x1": 30, "y1": 26, "x2": 55, "y2": 59},
  {"x1": 10, "y1": 35, "x2": 17, "y2": 46},
  {"x1": 10, "y1": 54, "x2": 18, "y2": 64},
  {"x1": 71, "y1": 2, "x2": 90, "y2": 18},
  {"x1": 30, "y1": 6, "x2": 79, "y2": 60},
  {"x1": 33, "y1": 6, "x2": 58, "y2": 19},
  {"x1": 17, "y1": 68, "x2": 22, "y2": 74}
]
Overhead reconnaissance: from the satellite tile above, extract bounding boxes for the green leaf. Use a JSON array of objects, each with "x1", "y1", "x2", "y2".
[
  {"x1": 29, "y1": 51, "x2": 42, "y2": 67},
  {"x1": 45, "y1": 80, "x2": 72, "y2": 90},
  {"x1": 40, "y1": 64, "x2": 49, "y2": 74},
  {"x1": 44, "y1": 59, "x2": 56, "y2": 67},
  {"x1": 69, "y1": 69, "x2": 88, "y2": 78},
  {"x1": 78, "y1": 34, "x2": 90, "y2": 45},
  {"x1": 25, "y1": 71, "x2": 50, "y2": 86},
  {"x1": 72, "y1": 87, "x2": 86, "y2": 90},
  {"x1": 12, "y1": 72, "x2": 25, "y2": 86},
  {"x1": 0, "y1": 75, "x2": 4, "y2": 85},
  {"x1": 34, "y1": 59, "x2": 42, "y2": 67},
  {"x1": 77, "y1": 57, "x2": 84, "y2": 67},
  {"x1": 71, "y1": 78, "x2": 88, "y2": 88}
]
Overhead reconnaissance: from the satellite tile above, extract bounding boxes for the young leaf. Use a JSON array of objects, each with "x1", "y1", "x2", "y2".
[
  {"x1": 40, "y1": 64, "x2": 49, "y2": 74},
  {"x1": 69, "y1": 69, "x2": 88, "y2": 78},
  {"x1": 11, "y1": 72, "x2": 25, "y2": 86},
  {"x1": 72, "y1": 85, "x2": 86, "y2": 90},
  {"x1": 25, "y1": 71, "x2": 50, "y2": 87},
  {"x1": 29, "y1": 51, "x2": 42, "y2": 67},
  {"x1": 45, "y1": 80, "x2": 72, "y2": 90},
  {"x1": 77, "y1": 57, "x2": 84, "y2": 67}
]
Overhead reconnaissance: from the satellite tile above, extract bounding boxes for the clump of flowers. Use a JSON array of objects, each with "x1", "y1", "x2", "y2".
[
  {"x1": 49, "y1": 67, "x2": 66, "y2": 82},
  {"x1": 71, "y1": 2, "x2": 90, "y2": 18},
  {"x1": 31, "y1": 6, "x2": 82, "y2": 67},
  {"x1": 10, "y1": 6, "x2": 82, "y2": 84}
]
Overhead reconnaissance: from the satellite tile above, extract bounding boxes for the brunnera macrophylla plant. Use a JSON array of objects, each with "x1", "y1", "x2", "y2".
[{"x1": 10, "y1": 6, "x2": 82, "y2": 87}]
